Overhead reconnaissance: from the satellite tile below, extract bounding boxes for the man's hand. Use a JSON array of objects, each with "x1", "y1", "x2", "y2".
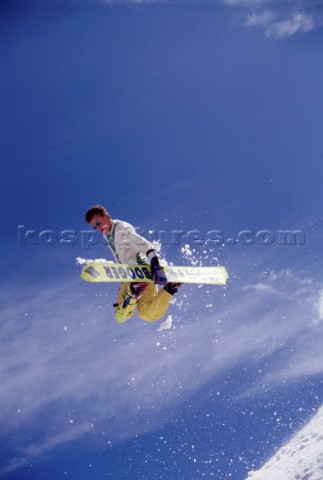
[{"x1": 151, "y1": 257, "x2": 168, "y2": 285}]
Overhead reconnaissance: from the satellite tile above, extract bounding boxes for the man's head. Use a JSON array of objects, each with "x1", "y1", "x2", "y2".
[{"x1": 85, "y1": 205, "x2": 112, "y2": 234}]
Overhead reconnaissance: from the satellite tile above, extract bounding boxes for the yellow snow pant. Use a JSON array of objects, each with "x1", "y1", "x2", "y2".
[{"x1": 116, "y1": 282, "x2": 173, "y2": 322}]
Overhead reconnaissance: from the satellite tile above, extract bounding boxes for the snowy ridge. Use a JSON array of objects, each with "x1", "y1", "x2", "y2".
[{"x1": 246, "y1": 406, "x2": 323, "y2": 480}]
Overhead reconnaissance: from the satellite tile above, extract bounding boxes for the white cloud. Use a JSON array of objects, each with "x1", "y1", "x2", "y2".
[
  {"x1": 243, "y1": 282, "x2": 279, "y2": 294},
  {"x1": 245, "y1": 10, "x2": 276, "y2": 27},
  {"x1": 233, "y1": 270, "x2": 323, "y2": 398},
  {"x1": 319, "y1": 289, "x2": 323, "y2": 321},
  {"x1": 241, "y1": 326, "x2": 323, "y2": 399},
  {"x1": 1, "y1": 423, "x2": 91, "y2": 476},
  {"x1": 225, "y1": 0, "x2": 264, "y2": 6},
  {"x1": 224, "y1": 0, "x2": 323, "y2": 38},
  {"x1": 265, "y1": 12, "x2": 314, "y2": 39}
]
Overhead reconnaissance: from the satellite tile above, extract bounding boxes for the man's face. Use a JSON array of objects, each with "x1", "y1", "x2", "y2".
[{"x1": 88, "y1": 214, "x2": 111, "y2": 234}]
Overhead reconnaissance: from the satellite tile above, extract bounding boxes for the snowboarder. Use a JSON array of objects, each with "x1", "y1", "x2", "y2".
[{"x1": 85, "y1": 205, "x2": 182, "y2": 323}]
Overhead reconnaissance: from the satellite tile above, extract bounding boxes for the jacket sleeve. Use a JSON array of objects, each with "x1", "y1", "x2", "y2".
[{"x1": 114, "y1": 222, "x2": 154, "y2": 264}]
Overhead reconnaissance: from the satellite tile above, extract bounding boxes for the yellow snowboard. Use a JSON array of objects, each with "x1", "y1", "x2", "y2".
[{"x1": 81, "y1": 262, "x2": 229, "y2": 285}]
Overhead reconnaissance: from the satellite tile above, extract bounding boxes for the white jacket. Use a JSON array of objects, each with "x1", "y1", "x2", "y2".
[{"x1": 104, "y1": 220, "x2": 154, "y2": 265}]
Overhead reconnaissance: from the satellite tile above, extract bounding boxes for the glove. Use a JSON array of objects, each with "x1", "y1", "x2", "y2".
[{"x1": 150, "y1": 257, "x2": 168, "y2": 285}]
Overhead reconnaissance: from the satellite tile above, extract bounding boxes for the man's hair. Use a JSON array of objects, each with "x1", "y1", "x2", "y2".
[{"x1": 85, "y1": 205, "x2": 109, "y2": 223}]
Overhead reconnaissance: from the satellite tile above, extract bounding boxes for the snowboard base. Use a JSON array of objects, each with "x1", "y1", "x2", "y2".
[{"x1": 81, "y1": 262, "x2": 229, "y2": 285}]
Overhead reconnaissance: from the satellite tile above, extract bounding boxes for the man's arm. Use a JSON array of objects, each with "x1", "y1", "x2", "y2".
[
  {"x1": 146, "y1": 249, "x2": 167, "y2": 285},
  {"x1": 115, "y1": 225, "x2": 167, "y2": 285}
]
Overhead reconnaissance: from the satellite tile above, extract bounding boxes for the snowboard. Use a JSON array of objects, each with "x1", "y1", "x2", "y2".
[{"x1": 81, "y1": 262, "x2": 229, "y2": 285}]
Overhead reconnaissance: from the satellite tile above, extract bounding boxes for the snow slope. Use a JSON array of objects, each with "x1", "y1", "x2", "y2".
[{"x1": 247, "y1": 406, "x2": 323, "y2": 480}]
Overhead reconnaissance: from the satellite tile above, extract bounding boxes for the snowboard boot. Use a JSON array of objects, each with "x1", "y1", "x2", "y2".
[
  {"x1": 114, "y1": 282, "x2": 148, "y2": 323},
  {"x1": 164, "y1": 282, "x2": 183, "y2": 296}
]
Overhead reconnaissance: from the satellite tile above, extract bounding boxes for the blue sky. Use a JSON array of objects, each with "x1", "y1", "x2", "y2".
[{"x1": 1, "y1": 0, "x2": 323, "y2": 478}]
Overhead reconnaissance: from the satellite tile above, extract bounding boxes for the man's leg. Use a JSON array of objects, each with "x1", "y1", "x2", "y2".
[
  {"x1": 137, "y1": 283, "x2": 174, "y2": 322},
  {"x1": 114, "y1": 282, "x2": 138, "y2": 323}
]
